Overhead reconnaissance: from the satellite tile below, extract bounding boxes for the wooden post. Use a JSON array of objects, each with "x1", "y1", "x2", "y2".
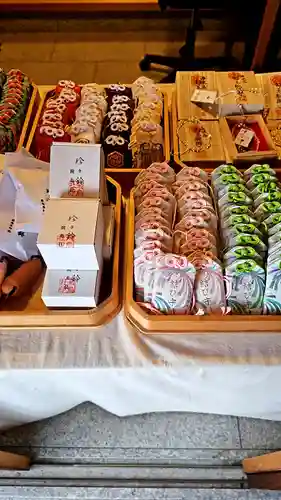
[{"x1": 251, "y1": 0, "x2": 280, "y2": 69}]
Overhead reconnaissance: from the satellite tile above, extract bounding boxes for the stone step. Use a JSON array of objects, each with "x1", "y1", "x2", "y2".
[{"x1": 0, "y1": 487, "x2": 279, "y2": 500}]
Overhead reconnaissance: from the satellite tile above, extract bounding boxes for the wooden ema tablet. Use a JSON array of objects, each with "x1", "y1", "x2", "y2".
[
  {"x1": 124, "y1": 182, "x2": 281, "y2": 335},
  {"x1": 257, "y1": 72, "x2": 281, "y2": 120},
  {"x1": 175, "y1": 71, "x2": 218, "y2": 121},
  {"x1": 0, "y1": 176, "x2": 121, "y2": 329},
  {"x1": 267, "y1": 119, "x2": 281, "y2": 159},
  {"x1": 177, "y1": 120, "x2": 225, "y2": 164},
  {"x1": 26, "y1": 84, "x2": 170, "y2": 173},
  {"x1": 256, "y1": 73, "x2": 270, "y2": 117},
  {"x1": 216, "y1": 71, "x2": 264, "y2": 115},
  {"x1": 172, "y1": 91, "x2": 225, "y2": 167},
  {"x1": 219, "y1": 114, "x2": 277, "y2": 163}
]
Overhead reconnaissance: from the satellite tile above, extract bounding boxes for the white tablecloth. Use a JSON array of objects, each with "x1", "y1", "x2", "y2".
[{"x1": 0, "y1": 310, "x2": 281, "y2": 429}]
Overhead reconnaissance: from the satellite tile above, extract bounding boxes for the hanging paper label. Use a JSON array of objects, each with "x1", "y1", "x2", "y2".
[
  {"x1": 234, "y1": 128, "x2": 255, "y2": 148},
  {"x1": 191, "y1": 89, "x2": 217, "y2": 105}
]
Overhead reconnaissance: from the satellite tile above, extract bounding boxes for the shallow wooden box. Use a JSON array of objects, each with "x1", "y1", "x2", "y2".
[
  {"x1": 25, "y1": 84, "x2": 170, "y2": 174},
  {"x1": 124, "y1": 187, "x2": 281, "y2": 334},
  {"x1": 220, "y1": 114, "x2": 277, "y2": 163},
  {"x1": 175, "y1": 71, "x2": 218, "y2": 121},
  {"x1": 0, "y1": 175, "x2": 121, "y2": 329},
  {"x1": 16, "y1": 83, "x2": 40, "y2": 151},
  {"x1": 172, "y1": 92, "x2": 225, "y2": 167}
]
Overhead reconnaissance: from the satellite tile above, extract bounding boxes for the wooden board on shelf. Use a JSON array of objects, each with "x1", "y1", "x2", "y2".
[
  {"x1": 257, "y1": 72, "x2": 281, "y2": 120},
  {"x1": 172, "y1": 91, "x2": 225, "y2": 166},
  {"x1": 216, "y1": 71, "x2": 264, "y2": 116},
  {"x1": 175, "y1": 71, "x2": 218, "y2": 121},
  {"x1": 0, "y1": 0, "x2": 159, "y2": 11}
]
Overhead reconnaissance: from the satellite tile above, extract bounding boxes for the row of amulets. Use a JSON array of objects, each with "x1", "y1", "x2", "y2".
[
  {"x1": 133, "y1": 162, "x2": 190, "y2": 314},
  {"x1": 0, "y1": 69, "x2": 32, "y2": 153},
  {"x1": 172, "y1": 166, "x2": 226, "y2": 314},
  {"x1": 33, "y1": 80, "x2": 81, "y2": 162},
  {"x1": 102, "y1": 84, "x2": 134, "y2": 169},
  {"x1": 131, "y1": 77, "x2": 164, "y2": 169},
  {"x1": 133, "y1": 163, "x2": 226, "y2": 315},
  {"x1": 69, "y1": 84, "x2": 107, "y2": 144}
]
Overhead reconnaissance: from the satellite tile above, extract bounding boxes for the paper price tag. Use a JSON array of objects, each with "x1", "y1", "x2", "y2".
[
  {"x1": 234, "y1": 128, "x2": 255, "y2": 148},
  {"x1": 191, "y1": 89, "x2": 217, "y2": 105}
]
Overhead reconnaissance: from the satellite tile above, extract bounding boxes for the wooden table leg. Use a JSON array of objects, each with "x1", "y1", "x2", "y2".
[
  {"x1": 251, "y1": 0, "x2": 280, "y2": 69},
  {"x1": 0, "y1": 450, "x2": 30, "y2": 470}
]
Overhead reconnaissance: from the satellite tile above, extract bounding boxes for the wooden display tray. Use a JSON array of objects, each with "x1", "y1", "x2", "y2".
[
  {"x1": 25, "y1": 84, "x2": 170, "y2": 174},
  {"x1": 172, "y1": 91, "x2": 226, "y2": 167},
  {"x1": 220, "y1": 114, "x2": 277, "y2": 163},
  {"x1": 124, "y1": 187, "x2": 281, "y2": 334},
  {"x1": 0, "y1": 175, "x2": 121, "y2": 329},
  {"x1": 17, "y1": 83, "x2": 40, "y2": 151}
]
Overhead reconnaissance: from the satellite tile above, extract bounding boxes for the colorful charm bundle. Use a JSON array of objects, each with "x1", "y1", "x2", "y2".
[
  {"x1": 212, "y1": 163, "x2": 281, "y2": 315},
  {"x1": 102, "y1": 84, "x2": 134, "y2": 169},
  {"x1": 70, "y1": 84, "x2": 107, "y2": 145},
  {"x1": 32, "y1": 78, "x2": 165, "y2": 169},
  {"x1": 133, "y1": 163, "x2": 226, "y2": 315},
  {"x1": 131, "y1": 77, "x2": 164, "y2": 168},
  {"x1": 0, "y1": 68, "x2": 32, "y2": 153},
  {"x1": 33, "y1": 80, "x2": 81, "y2": 162}
]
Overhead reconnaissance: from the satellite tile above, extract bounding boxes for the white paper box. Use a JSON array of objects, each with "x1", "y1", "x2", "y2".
[
  {"x1": 37, "y1": 198, "x2": 104, "y2": 270},
  {"x1": 49, "y1": 143, "x2": 108, "y2": 204},
  {"x1": 41, "y1": 268, "x2": 102, "y2": 308}
]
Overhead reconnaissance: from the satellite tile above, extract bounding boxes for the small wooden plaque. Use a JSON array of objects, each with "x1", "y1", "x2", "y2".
[
  {"x1": 175, "y1": 71, "x2": 218, "y2": 121},
  {"x1": 257, "y1": 72, "x2": 281, "y2": 120},
  {"x1": 267, "y1": 119, "x2": 281, "y2": 159},
  {"x1": 219, "y1": 114, "x2": 277, "y2": 162},
  {"x1": 177, "y1": 119, "x2": 225, "y2": 164},
  {"x1": 256, "y1": 73, "x2": 270, "y2": 118},
  {"x1": 217, "y1": 71, "x2": 264, "y2": 116}
]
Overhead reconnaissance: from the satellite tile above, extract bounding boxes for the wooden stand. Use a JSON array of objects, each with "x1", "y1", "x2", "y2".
[{"x1": 243, "y1": 451, "x2": 281, "y2": 490}]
